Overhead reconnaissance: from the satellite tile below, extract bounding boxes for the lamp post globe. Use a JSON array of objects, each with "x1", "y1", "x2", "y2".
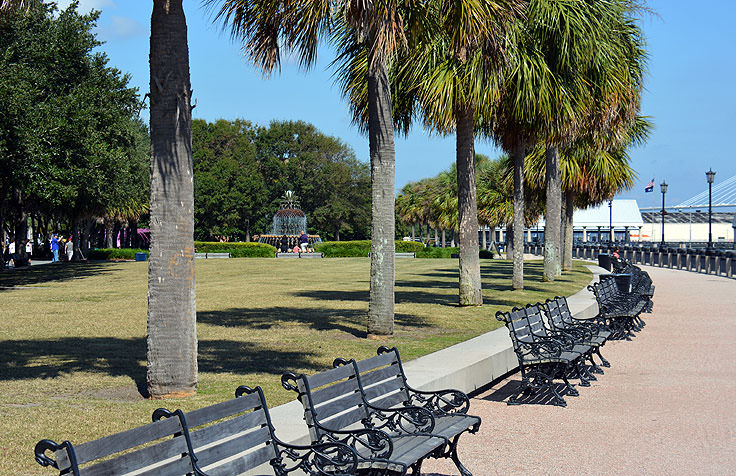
[{"x1": 706, "y1": 169, "x2": 716, "y2": 249}]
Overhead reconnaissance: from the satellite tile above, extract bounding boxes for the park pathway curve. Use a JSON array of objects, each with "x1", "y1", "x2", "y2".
[{"x1": 423, "y1": 265, "x2": 736, "y2": 476}]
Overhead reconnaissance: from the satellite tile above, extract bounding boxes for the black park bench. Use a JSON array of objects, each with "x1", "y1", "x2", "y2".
[
  {"x1": 35, "y1": 386, "x2": 359, "y2": 476},
  {"x1": 496, "y1": 303, "x2": 593, "y2": 407},
  {"x1": 543, "y1": 296, "x2": 611, "y2": 372},
  {"x1": 281, "y1": 357, "x2": 462, "y2": 475},
  {"x1": 35, "y1": 407, "x2": 199, "y2": 476},
  {"x1": 588, "y1": 277, "x2": 647, "y2": 339},
  {"x1": 336, "y1": 346, "x2": 481, "y2": 476}
]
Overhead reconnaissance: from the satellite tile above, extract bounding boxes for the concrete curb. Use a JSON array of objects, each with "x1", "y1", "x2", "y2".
[{"x1": 268, "y1": 261, "x2": 605, "y2": 445}]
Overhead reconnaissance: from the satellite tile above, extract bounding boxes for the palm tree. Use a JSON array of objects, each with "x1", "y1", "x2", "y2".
[
  {"x1": 386, "y1": 0, "x2": 521, "y2": 305},
  {"x1": 211, "y1": 0, "x2": 411, "y2": 337},
  {"x1": 146, "y1": 0, "x2": 198, "y2": 398},
  {"x1": 561, "y1": 117, "x2": 651, "y2": 269},
  {"x1": 490, "y1": 6, "x2": 564, "y2": 289}
]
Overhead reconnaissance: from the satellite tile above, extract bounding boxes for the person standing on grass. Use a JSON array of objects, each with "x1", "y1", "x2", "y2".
[
  {"x1": 66, "y1": 236, "x2": 74, "y2": 262},
  {"x1": 299, "y1": 230, "x2": 309, "y2": 253},
  {"x1": 8, "y1": 239, "x2": 15, "y2": 267},
  {"x1": 51, "y1": 235, "x2": 59, "y2": 263}
]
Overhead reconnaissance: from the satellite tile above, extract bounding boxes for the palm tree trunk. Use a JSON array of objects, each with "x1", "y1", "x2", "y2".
[
  {"x1": 441, "y1": 229, "x2": 446, "y2": 248},
  {"x1": 434, "y1": 228, "x2": 438, "y2": 246},
  {"x1": 558, "y1": 190, "x2": 564, "y2": 275},
  {"x1": 81, "y1": 218, "x2": 93, "y2": 257},
  {"x1": 512, "y1": 142, "x2": 525, "y2": 290},
  {"x1": 563, "y1": 189, "x2": 575, "y2": 271},
  {"x1": 0, "y1": 196, "x2": 5, "y2": 269},
  {"x1": 543, "y1": 145, "x2": 562, "y2": 281},
  {"x1": 147, "y1": 0, "x2": 197, "y2": 398},
  {"x1": 71, "y1": 215, "x2": 81, "y2": 261},
  {"x1": 411, "y1": 223, "x2": 415, "y2": 241},
  {"x1": 130, "y1": 220, "x2": 139, "y2": 248},
  {"x1": 112, "y1": 221, "x2": 121, "y2": 248},
  {"x1": 456, "y1": 106, "x2": 482, "y2": 306},
  {"x1": 506, "y1": 223, "x2": 513, "y2": 259},
  {"x1": 366, "y1": 56, "x2": 395, "y2": 338}
]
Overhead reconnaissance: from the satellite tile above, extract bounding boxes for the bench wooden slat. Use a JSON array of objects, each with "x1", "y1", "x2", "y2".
[
  {"x1": 133, "y1": 454, "x2": 198, "y2": 476},
  {"x1": 315, "y1": 392, "x2": 364, "y2": 420},
  {"x1": 202, "y1": 444, "x2": 276, "y2": 476},
  {"x1": 320, "y1": 405, "x2": 366, "y2": 431},
  {"x1": 363, "y1": 377, "x2": 404, "y2": 400},
  {"x1": 62, "y1": 415, "x2": 183, "y2": 467},
  {"x1": 310, "y1": 378, "x2": 359, "y2": 406},
  {"x1": 388, "y1": 435, "x2": 443, "y2": 465},
  {"x1": 306, "y1": 364, "x2": 355, "y2": 390},
  {"x1": 189, "y1": 408, "x2": 269, "y2": 450},
  {"x1": 367, "y1": 391, "x2": 406, "y2": 409},
  {"x1": 193, "y1": 426, "x2": 276, "y2": 469},
  {"x1": 78, "y1": 434, "x2": 191, "y2": 476},
  {"x1": 185, "y1": 391, "x2": 262, "y2": 427},
  {"x1": 354, "y1": 352, "x2": 396, "y2": 373},
  {"x1": 359, "y1": 366, "x2": 402, "y2": 387}
]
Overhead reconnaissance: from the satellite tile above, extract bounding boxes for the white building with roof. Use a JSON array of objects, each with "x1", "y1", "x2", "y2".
[{"x1": 528, "y1": 199, "x2": 645, "y2": 243}]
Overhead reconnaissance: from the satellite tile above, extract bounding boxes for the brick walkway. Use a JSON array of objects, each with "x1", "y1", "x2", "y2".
[{"x1": 423, "y1": 265, "x2": 736, "y2": 476}]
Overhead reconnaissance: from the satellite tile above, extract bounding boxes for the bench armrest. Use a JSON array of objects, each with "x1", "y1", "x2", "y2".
[
  {"x1": 363, "y1": 403, "x2": 436, "y2": 435},
  {"x1": 270, "y1": 438, "x2": 359, "y2": 476},
  {"x1": 516, "y1": 338, "x2": 564, "y2": 359},
  {"x1": 316, "y1": 427, "x2": 394, "y2": 460},
  {"x1": 404, "y1": 388, "x2": 471, "y2": 415}
]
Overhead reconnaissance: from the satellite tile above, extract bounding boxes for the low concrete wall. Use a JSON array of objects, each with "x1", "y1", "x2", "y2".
[{"x1": 264, "y1": 262, "x2": 603, "y2": 448}]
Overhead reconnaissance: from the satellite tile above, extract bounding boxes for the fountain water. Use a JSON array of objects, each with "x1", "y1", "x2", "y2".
[{"x1": 258, "y1": 191, "x2": 322, "y2": 250}]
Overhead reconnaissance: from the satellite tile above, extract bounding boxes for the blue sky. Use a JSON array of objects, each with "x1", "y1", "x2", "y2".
[{"x1": 59, "y1": 0, "x2": 736, "y2": 209}]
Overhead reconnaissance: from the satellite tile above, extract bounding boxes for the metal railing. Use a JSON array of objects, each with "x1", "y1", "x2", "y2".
[{"x1": 524, "y1": 243, "x2": 736, "y2": 279}]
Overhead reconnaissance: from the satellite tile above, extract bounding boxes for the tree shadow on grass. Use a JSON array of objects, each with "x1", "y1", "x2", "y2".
[
  {"x1": 0, "y1": 262, "x2": 117, "y2": 292},
  {"x1": 196, "y1": 306, "x2": 430, "y2": 337},
  {"x1": 293, "y1": 289, "x2": 458, "y2": 306},
  {"x1": 0, "y1": 337, "x2": 318, "y2": 398}
]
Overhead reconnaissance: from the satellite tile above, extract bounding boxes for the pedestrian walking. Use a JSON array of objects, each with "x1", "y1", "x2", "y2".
[{"x1": 51, "y1": 235, "x2": 59, "y2": 263}]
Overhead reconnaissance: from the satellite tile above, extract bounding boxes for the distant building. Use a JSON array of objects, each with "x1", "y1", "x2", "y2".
[
  {"x1": 641, "y1": 211, "x2": 734, "y2": 243},
  {"x1": 528, "y1": 199, "x2": 645, "y2": 244}
]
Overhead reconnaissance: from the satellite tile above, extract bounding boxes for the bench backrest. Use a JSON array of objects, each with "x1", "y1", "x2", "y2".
[
  {"x1": 282, "y1": 363, "x2": 368, "y2": 443},
  {"x1": 589, "y1": 279, "x2": 616, "y2": 307},
  {"x1": 543, "y1": 296, "x2": 569, "y2": 329},
  {"x1": 496, "y1": 305, "x2": 545, "y2": 353},
  {"x1": 177, "y1": 386, "x2": 278, "y2": 476},
  {"x1": 350, "y1": 348, "x2": 410, "y2": 410},
  {"x1": 35, "y1": 411, "x2": 196, "y2": 476}
]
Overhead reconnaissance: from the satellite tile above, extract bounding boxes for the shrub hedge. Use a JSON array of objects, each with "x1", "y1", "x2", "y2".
[
  {"x1": 314, "y1": 240, "x2": 498, "y2": 258},
  {"x1": 315, "y1": 240, "x2": 427, "y2": 257},
  {"x1": 194, "y1": 241, "x2": 277, "y2": 257},
  {"x1": 415, "y1": 247, "x2": 494, "y2": 259},
  {"x1": 88, "y1": 248, "x2": 148, "y2": 260}
]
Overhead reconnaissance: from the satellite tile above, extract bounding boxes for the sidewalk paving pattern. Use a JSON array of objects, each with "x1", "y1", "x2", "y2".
[{"x1": 423, "y1": 265, "x2": 736, "y2": 476}]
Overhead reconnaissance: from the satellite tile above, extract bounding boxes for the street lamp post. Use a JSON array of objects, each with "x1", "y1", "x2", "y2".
[
  {"x1": 660, "y1": 181, "x2": 668, "y2": 246},
  {"x1": 608, "y1": 200, "x2": 613, "y2": 244},
  {"x1": 706, "y1": 169, "x2": 716, "y2": 249}
]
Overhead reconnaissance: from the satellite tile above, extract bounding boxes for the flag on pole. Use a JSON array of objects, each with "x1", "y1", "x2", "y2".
[{"x1": 644, "y1": 178, "x2": 654, "y2": 192}]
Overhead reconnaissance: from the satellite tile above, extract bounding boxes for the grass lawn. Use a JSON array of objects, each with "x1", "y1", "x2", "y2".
[{"x1": 0, "y1": 257, "x2": 592, "y2": 474}]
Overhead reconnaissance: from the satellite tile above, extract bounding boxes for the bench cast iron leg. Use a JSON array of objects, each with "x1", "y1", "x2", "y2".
[
  {"x1": 596, "y1": 349, "x2": 611, "y2": 367},
  {"x1": 573, "y1": 362, "x2": 590, "y2": 387},
  {"x1": 449, "y1": 434, "x2": 472, "y2": 476},
  {"x1": 560, "y1": 372, "x2": 579, "y2": 397}
]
